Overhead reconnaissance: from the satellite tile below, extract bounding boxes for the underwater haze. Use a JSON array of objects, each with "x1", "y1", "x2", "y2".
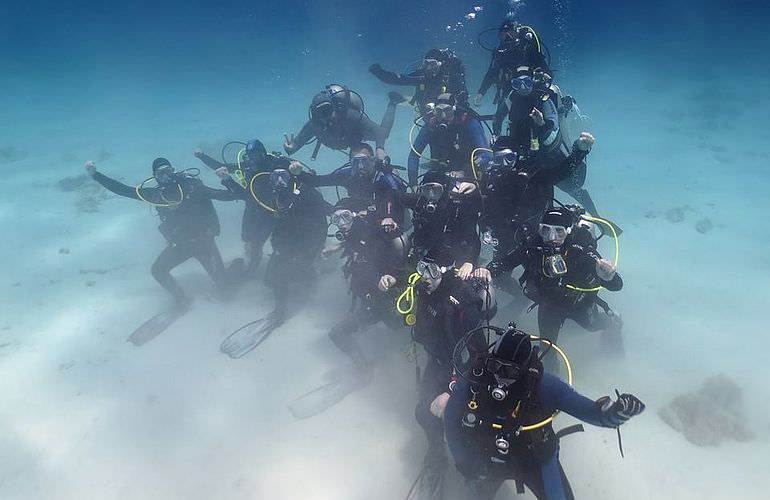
[{"x1": 2, "y1": 0, "x2": 770, "y2": 499}]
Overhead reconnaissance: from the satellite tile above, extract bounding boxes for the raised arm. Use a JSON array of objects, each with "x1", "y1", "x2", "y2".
[
  {"x1": 369, "y1": 64, "x2": 423, "y2": 86},
  {"x1": 284, "y1": 121, "x2": 319, "y2": 155},
  {"x1": 193, "y1": 149, "x2": 230, "y2": 172},
  {"x1": 86, "y1": 161, "x2": 144, "y2": 201}
]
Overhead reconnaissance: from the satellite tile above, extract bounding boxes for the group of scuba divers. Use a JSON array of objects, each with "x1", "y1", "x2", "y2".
[{"x1": 84, "y1": 20, "x2": 645, "y2": 500}]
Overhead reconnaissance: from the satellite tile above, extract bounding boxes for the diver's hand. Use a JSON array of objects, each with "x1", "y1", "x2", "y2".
[
  {"x1": 193, "y1": 148, "x2": 204, "y2": 159},
  {"x1": 595, "y1": 258, "x2": 617, "y2": 281},
  {"x1": 283, "y1": 133, "x2": 296, "y2": 154},
  {"x1": 430, "y1": 392, "x2": 451, "y2": 419},
  {"x1": 456, "y1": 262, "x2": 474, "y2": 280},
  {"x1": 530, "y1": 107, "x2": 545, "y2": 127},
  {"x1": 369, "y1": 63, "x2": 385, "y2": 77},
  {"x1": 288, "y1": 160, "x2": 304, "y2": 175},
  {"x1": 455, "y1": 182, "x2": 477, "y2": 195},
  {"x1": 321, "y1": 244, "x2": 342, "y2": 258},
  {"x1": 380, "y1": 217, "x2": 398, "y2": 232},
  {"x1": 576, "y1": 132, "x2": 595, "y2": 152},
  {"x1": 598, "y1": 393, "x2": 646, "y2": 426},
  {"x1": 84, "y1": 160, "x2": 96, "y2": 176},
  {"x1": 472, "y1": 93, "x2": 484, "y2": 107},
  {"x1": 215, "y1": 167, "x2": 230, "y2": 179},
  {"x1": 378, "y1": 274, "x2": 397, "y2": 292},
  {"x1": 472, "y1": 267, "x2": 492, "y2": 284},
  {"x1": 375, "y1": 147, "x2": 387, "y2": 162}
]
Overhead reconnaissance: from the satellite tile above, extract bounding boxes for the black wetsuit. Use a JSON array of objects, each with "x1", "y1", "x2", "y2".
[
  {"x1": 412, "y1": 274, "x2": 486, "y2": 462},
  {"x1": 92, "y1": 171, "x2": 236, "y2": 304},
  {"x1": 370, "y1": 56, "x2": 468, "y2": 114},
  {"x1": 328, "y1": 221, "x2": 409, "y2": 371},
  {"x1": 404, "y1": 190, "x2": 481, "y2": 269},
  {"x1": 487, "y1": 226, "x2": 623, "y2": 367},
  {"x1": 197, "y1": 152, "x2": 291, "y2": 274},
  {"x1": 228, "y1": 175, "x2": 328, "y2": 315},
  {"x1": 480, "y1": 144, "x2": 590, "y2": 301},
  {"x1": 286, "y1": 100, "x2": 398, "y2": 159},
  {"x1": 506, "y1": 85, "x2": 602, "y2": 218},
  {"x1": 478, "y1": 40, "x2": 549, "y2": 136},
  {"x1": 309, "y1": 165, "x2": 406, "y2": 224}
]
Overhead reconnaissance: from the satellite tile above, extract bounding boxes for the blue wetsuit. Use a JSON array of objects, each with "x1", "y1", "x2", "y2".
[
  {"x1": 407, "y1": 113, "x2": 490, "y2": 186},
  {"x1": 445, "y1": 374, "x2": 623, "y2": 500}
]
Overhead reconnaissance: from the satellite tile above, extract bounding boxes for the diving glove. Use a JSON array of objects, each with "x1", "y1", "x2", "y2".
[{"x1": 597, "y1": 393, "x2": 645, "y2": 426}]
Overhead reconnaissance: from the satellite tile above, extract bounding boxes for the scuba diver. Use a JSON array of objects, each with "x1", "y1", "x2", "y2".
[
  {"x1": 307, "y1": 142, "x2": 407, "y2": 227},
  {"x1": 288, "y1": 197, "x2": 409, "y2": 419},
  {"x1": 193, "y1": 139, "x2": 291, "y2": 278},
  {"x1": 84, "y1": 158, "x2": 236, "y2": 311},
  {"x1": 219, "y1": 164, "x2": 328, "y2": 359},
  {"x1": 369, "y1": 48, "x2": 469, "y2": 115},
  {"x1": 477, "y1": 133, "x2": 595, "y2": 313},
  {"x1": 283, "y1": 83, "x2": 405, "y2": 161},
  {"x1": 406, "y1": 247, "x2": 496, "y2": 500},
  {"x1": 497, "y1": 67, "x2": 610, "y2": 228},
  {"x1": 478, "y1": 205, "x2": 624, "y2": 371},
  {"x1": 407, "y1": 92, "x2": 490, "y2": 189},
  {"x1": 442, "y1": 325, "x2": 645, "y2": 500},
  {"x1": 473, "y1": 21, "x2": 550, "y2": 137},
  {"x1": 403, "y1": 170, "x2": 481, "y2": 280}
]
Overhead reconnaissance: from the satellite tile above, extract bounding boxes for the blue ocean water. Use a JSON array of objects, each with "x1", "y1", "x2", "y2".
[{"x1": 1, "y1": 1, "x2": 769, "y2": 499}]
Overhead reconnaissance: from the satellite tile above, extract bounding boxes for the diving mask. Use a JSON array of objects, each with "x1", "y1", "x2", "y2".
[{"x1": 416, "y1": 260, "x2": 448, "y2": 280}]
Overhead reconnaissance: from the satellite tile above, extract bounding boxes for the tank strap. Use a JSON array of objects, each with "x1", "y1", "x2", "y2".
[
  {"x1": 311, "y1": 139, "x2": 322, "y2": 160},
  {"x1": 555, "y1": 424, "x2": 585, "y2": 440}
]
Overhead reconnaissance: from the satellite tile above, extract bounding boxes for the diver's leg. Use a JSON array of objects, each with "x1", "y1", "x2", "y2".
[
  {"x1": 328, "y1": 308, "x2": 376, "y2": 371},
  {"x1": 415, "y1": 359, "x2": 449, "y2": 461},
  {"x1": 244, "y1": 213, "x2": 274, "y2": 276},
  {"x1": 151, "y1": 244, "x2": 192, "y2": 307},
  {"x1": 572, "y1": 302, "x2": 624, "y2": 356},
  {"x1": 537, "y1": 303, "x2": 568, "y2": 374},
  {"x1": 193, "y1": 237, "x2": 229, "y2": 293},
  {"x1": 493, "y1": 272, "x2": 528, "y2": 318},
  {"x1": 493, "y1": 101, "x2": 509, "y2": 137},
  {"x1": 381, "y1": 92, "x2": 407, "y2": 138},
  {"x1": 523, "y1": 453, "x2": 572, "y2": 500},
  {"x1": 466, "y1": 474, "x2": 505, "y2": 500}
]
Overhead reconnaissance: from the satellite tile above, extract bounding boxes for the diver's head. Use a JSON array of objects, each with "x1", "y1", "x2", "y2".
[
  {"x1": 416, "y1": 182, "x2": 446, "y2": 214},
  {"x1": 330, "y1": 197, "x2": 370, "y2": 240},
  {"x1": 152, "y1": 157, "x2": 176, "y2": 186},
  {"x1": 499, "y1": 22, "x2": 533, "y2": 50},
  {"x1": 349, "y1": 143, "x2": 376, "y2": 179},
  {"x1": 511, "y1": 71, "x2": 535, "y2": 97},
  {"x1": 243, "y1": 139, "x2": 267, "y2": 169},
  {"x1": 310, "y1": 84, "x2": 362, "y2": 126},
  {"x1": 490, "y1": 136, "x2": 519, "y2": 169},
  {"x1": 539, "y1": 209, "x2": 573, "y2": 246},
  {"x1": 433, "y1": 92, "x2": 456, "y2": 126},
  {"x1": 269, "y1": 168, "x2": 297, "y2": 212},
  {"x1": 417, "y1": 249, "x2": 454, "y2": 294},
  {"x1": 485, "y1": 328, "x2": 533, "y2": 401},
  {"x1": 416, "y1": 171, "x2": 451, "y2": 214},
  {"x1": 310, "y1": 92, "x2": 335, "y2": 125},
  {"x1": 498, "y1": 20, "x2": 518, "y2": 42},
  {"x1": 422, "y1": 48, "x2": 447, "y2": 78}
]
